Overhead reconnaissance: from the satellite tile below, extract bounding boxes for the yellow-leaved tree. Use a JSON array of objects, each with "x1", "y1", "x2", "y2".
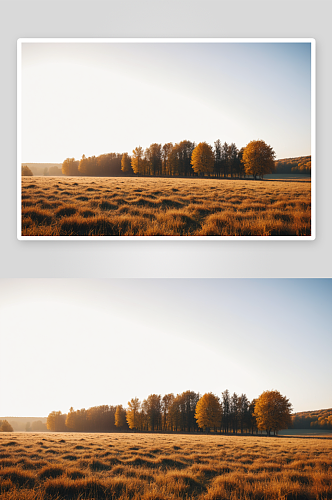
[
  {"x1": 46, "y1": 411, "x2": 66, "y2": 432},
  {"x1": 191, "y1": 142, "x2": 215, "y2": 176},
  {"x1": 126, "y1": 397, "x2": 141, "y2": 430},
  {"x1": 254, "y1": 390, "x2": 292, "y2": 436},
  {"x1": 194, "y1": 393, "x2": 222, "y2": 432},
  {"x1": 121, "y1": 153, "x2": 132, "y2": 174},
  {"x1": 242, "y1": 140, "x2": 275, "y2": 179},
  {"x1": 131, "y1": 146, "x2": 144, "y2": 175},
  {"x1": 115, "y1": 405, "x2": 126, "y2": 428}
]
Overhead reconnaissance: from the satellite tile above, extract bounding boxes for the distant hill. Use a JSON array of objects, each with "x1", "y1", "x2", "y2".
[
  {"x1": 1, "y1": 416, "x2": 47, "y2": 432},
  {"x1": 21, "y1": 163, "x2": 63, "y2": 176},
  {"x1": 275, "y1": 155, "x2": 311, "y2": 175},
  {"x1": 292, "y1": 408, "x2": 332, "y2": 429}
]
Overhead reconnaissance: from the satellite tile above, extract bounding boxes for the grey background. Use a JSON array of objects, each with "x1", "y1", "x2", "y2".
[{"x1": 0, "y1": 0, "x2": 330, "y2": 278}]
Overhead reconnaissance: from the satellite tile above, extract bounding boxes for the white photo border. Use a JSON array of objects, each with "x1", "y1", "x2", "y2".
[{"x1": 17, "y1": 38, "x2": 316, "y2": 241}]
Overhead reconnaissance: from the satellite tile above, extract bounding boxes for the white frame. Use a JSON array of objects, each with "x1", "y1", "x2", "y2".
[{"x1": 17, "y1": 38, "x2": 316, "y2": 240}]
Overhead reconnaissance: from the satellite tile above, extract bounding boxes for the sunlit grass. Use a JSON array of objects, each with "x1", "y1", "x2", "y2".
[
  {"x1": 21, "y1": 176, "x2": 311, "y2": 236},
  {"x1": 1, "y1": 432, "x2": 332, "y2": 499}
]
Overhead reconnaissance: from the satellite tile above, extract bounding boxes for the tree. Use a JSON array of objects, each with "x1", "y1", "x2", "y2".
[
  {"x1": 228, "y1": 143, "x2": 239, "y2": 178},
  {"x1": 194, "y1": 393, "x2": 222, "y2": 432},
  {"x1": 48, "y1": 166, "x2": 62, "y2": 176},
  {"x1": 242, "y1": 140, "x2": 276, "y2": 179},
  {"x1": 144, "y1": 394, "x2": 162, "y2": 431},
  {"x1": 237, "y1": 393, "x2": 250, "y2": 434},
  {"x1": 161, "y1": 143, "x2": 173, "y2": 175},
  {"x1": 230, "y1": 392, "x2": 239, "y2": 433},
  {"x1": 62, "y1": 158, "x2": 79, "y2": 176},
  {"x1": 0, "y1": 420, "x2": 13, "y2": 432},
  {"x1": 22, "y1": 165, "x2": 33, "y2": 176},
  {"x1": 121, "y1": 153, "x2": 132, "y2": 174},
  {"x1": 31, "y1": 420, "x2": 47, "y2": 432},
  {"x1": 115, "y1": 405, "x2": 126, "y2": 428},
  {"x1": 145, "y1": 143, "x2": 162, "y2": 176},
  {"x1": 46, "y1": 411, "x2": 67, "y2": 432},
  {"x1": 131, "y1": 146, "x2": 144, "y2": 175},
  {"x1": 222, "y1": 389, "x2": 231, "y2": 433},
  {"x1": 126, "y1": 398, "x2": 141, "y2": 430},
  {"x1": 254, "y1": 390, "x2": 292, "y2": 436},
  {"x1": 221, "y1": 142, "x2": 230, "y2": 177},
  {"x1": 191, "y1": 142, "x2": 214, "y2": 176},
  {"x1": 236, "y1": 147, "x2": 246, "y2": 178},
  {"x1": 214, "y1": 140, "x2": 222, "y2": 178},
  {"x1": 161, "y1": 393, "x2": 175, "y2": 430}
]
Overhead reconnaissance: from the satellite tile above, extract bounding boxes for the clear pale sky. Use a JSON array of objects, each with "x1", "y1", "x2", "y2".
[
  {"x1": 20, "y1": 40, "x2": 312, "y2": 164},
  {"x1": 0, "y1": 279, "x2": 330, "y2": 417}
]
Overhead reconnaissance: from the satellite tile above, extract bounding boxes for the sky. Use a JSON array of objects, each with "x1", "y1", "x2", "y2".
[
  {"x1": 0, "y1": 278, "x2": 330, "y2": 417},
  {"x1": 20, "y1": 40, "x2": 312, "y2": 164}
]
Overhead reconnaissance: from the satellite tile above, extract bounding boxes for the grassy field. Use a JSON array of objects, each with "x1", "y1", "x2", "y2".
[
  {"x1": 1, "y1": 432, "x2": 331, "y2": 499},
  {"x1": 21, "y1": 176, "x2": 311, "y2": 237}
]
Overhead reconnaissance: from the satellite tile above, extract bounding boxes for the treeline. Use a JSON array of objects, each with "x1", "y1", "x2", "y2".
[
  {"x1": 62, "y1": 153, "x2": 123, "y2": 177},
  {"x1": 46, "y1": 389, "x2": 286, "y2": 435},
  {"x1": 25, "y1": 420, "x2": 47, "y2": 432},
  {"x1": 21, "y1": 163, "x2": 63, "y2": 176},
  {"x1": 61, "y1": 143, "x2": 310, "y2": 179},
  {"x1": 292, "y1": 408, "x2": 332, "y2": 430},
  {"x1": 61, "y1": 141, "x2": 247, "y2": 179},
  {"x1": 275, "y1": 156, "x2": 311, "y2": 174}
]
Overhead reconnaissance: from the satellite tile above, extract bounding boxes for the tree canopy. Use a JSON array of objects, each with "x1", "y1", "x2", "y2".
[
  {"x1": 115, "y1": 405, "x2": 126, "y2": 428},
  {"x1": 194, "y1": 393, "x2": 222, "y2": 431},
  {"x1": 254, "y1": 390, "x2": 292, "y2": 435},
  {"x1": 242, "y1": 140, "x2": 276, "y2": 179},
  {"x1": 121, "y1": 153, "x2": 132, "y2": 174},
  {"x1": 191, "y1": 142, "x2": 215, "y2": 176},
  {"x1": 126, "y1": 397, "x2": 141, "y2": 430}
]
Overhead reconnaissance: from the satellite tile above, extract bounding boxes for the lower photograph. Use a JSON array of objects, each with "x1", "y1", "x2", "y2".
[{"x1": 0, "y1": 278, "x2": 331, "y2": 500}]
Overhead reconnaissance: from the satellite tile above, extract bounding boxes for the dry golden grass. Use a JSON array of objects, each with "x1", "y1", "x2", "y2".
[
  {"x1": 21, "y1": 176, "x2": 311, "y2": 236},
  {"x1": 1, "y1": 432, "x2": 331, "y2": 499}
]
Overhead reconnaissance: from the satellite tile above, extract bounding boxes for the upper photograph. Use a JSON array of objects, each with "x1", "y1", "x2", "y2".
[{"x1": 18, "y1": 39, "x2": 315, "y2": 239}]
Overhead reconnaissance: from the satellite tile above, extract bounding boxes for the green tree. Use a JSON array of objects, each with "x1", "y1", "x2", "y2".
[
  {"x1": 22, "y1": 165, "x2": 33, "y2": 176},
  {"x1": 194, "y1": 393, "x2": 222, "y2": 432},
  {"x1": 191, "y1": 142, "x2": 215, "y2": 176},
  {"x1": 242, "y1": 140, "x2": 276, "y2": 179},
  {"x1": 254, "y1": 390, "x2": 292, "y2": 436},
  {"x1": 121, "y1": 153, "x2": 132, "y2": 174}
]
